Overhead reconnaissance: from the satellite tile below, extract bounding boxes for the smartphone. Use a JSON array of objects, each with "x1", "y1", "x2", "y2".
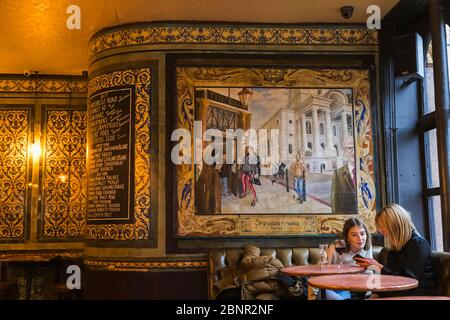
[{"x1": 353, "y1": 254, "x2": 366, "y2": 261}]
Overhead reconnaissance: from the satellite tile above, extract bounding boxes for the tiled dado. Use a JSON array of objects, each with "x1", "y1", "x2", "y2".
[
  {"x1": 89, "y1": 23, "x2": 378, "y2": 57},
  {"x1": 84, "y1": 259, "x2": 207, "y2": 272}
]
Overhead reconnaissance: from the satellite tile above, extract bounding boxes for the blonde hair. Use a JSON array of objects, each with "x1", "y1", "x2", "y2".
[{"x1": 375, "y1": 203, "x2": 416, "y2": 251}]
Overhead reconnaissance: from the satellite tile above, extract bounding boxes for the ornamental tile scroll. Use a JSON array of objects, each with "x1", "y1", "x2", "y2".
[
  {"x1": 89, "y1": 24, "x2": 378, "y2": 57},
  {"x1": 84, "y1": 260, "x2": 206, "y2": 272},
  {"x1": 0, "y1": 109, "x2": 30, "y2": 240},
  {"x1": 175, "y1": 67, "x2": 376, "y2": 237},
  {"x1": 40, "y1": 110, "x2": 87, "y2": 240},
  {"x1": 0, "y1": 79, "x2": 87, "y2": 93},
  {"x1": 86, "y1": 69, "x2": 151, "y2": 241}
]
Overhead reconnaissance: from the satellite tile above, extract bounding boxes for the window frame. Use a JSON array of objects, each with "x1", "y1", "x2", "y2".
[{"x1": 418, "y1": 33, "x2": 446, "y2": 251}]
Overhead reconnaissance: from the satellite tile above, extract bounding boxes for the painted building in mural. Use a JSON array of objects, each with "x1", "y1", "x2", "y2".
[{"x1": 259, "y1": 89, "x2": 354, "y2": 175}]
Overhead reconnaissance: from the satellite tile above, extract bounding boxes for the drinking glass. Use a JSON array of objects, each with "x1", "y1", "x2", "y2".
[
  {"x1": 319, "y1": 244, "x2": 328, "y2": 268},
  {"x1": 334, "y1": 239, "x2": 346, "y2": 268}
]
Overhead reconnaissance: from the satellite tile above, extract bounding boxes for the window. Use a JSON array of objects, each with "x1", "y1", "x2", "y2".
[
  {"x1": 423, "y1": 128, "x2": 444, "y2": 251},
  {"x1": 333, "y1": 125, "x2": 337, "y2": 136},
  {"x1": 320, "y1": 123, "x2": 324, "y2": 135},
  {"x1": 447, "y1": 24, "x2": 450, "y2": 89},
  {"x1": 307, "y1": 143, "x2": 312, "y2": 149},
  {"x1": 429, "y1": 195, "x2": 444, "y2": 251},
  {"x1": 418, "y1": 35, "x2": 445, "y2": 251},
  {"x1": 288, "y1": 144, "x2": 293, "y2": 154},
  {"x1": 334, "y1": 144, "x2": 339, "y2": 156},
  {"x1": 321, "y1": 143, "x2": 325, "y2": 150},
  {"x1": 306, "y1": 122, "x2": 311, "y2": 134},
  {"x1": 424, "y1": 40, "x2": 435, "y2": 115},
  {"x1": 425, "y1": 129, "x2": 439, "y2": 189}
]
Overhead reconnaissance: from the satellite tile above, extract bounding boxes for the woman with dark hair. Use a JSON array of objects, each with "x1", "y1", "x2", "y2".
[
  {"x1": 355, "y1": 204, "x2": 436, "y2": 298},
  {"x1": 308, "y1": 217, "x2": 373, "y2": 300}
]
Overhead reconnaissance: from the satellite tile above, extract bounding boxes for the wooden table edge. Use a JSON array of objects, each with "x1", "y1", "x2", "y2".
[
  {"x1": 281, "y1": 265, "x2": 365, "y2": 277},
  {"x1": 307, "y1": 274, "x2": 419, "y2": 292}
]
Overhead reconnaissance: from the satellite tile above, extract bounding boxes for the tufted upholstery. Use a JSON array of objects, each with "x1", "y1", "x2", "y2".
[
  {"x1": 208, "y1": 246, "x2": 383, "y2": 299},
  {"x1": 431, "y1": 251, "x2": 450, "y2": 296},
  {"x1": 376, "y1": 249, "x2": 450, "y2": 296}
]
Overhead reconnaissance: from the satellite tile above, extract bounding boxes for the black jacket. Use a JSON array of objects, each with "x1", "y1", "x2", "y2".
[{"x1": 380, "y1": 230, "x2": 436, "y2": 296}]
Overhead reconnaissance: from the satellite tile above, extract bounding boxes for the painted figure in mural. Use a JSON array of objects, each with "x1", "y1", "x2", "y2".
[
  {"x1": 195, "y1": 148, "x2": 221, "y2": 214},
  {"x1": 251, "y1": 155, "x2": 261, "y2": 186},
  {"x1": 239, "y1": 147, "x2": 258, "y2": 207},
  {"x1": 331, "y1": 137, "x2": 357, "y2": 213},
  {"x1": 278, "y1": 162, "x2": 286, "y2": 181},
  {"x1": 219, "y1": 151, "x2": 232, "y2": 196},
  {"x1": 271, "y1": 160, "x2": 280, "y2": 185},
  {"x1": 289, "y1": 154, "x2": 307, "y2": 203}
]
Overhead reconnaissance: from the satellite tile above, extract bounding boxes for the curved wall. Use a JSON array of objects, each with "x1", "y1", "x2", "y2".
[{"x1": 85, "y1": 21, "x2": 380, "y2": 299}]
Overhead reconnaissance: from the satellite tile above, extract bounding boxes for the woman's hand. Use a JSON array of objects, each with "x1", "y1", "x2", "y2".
[{"x1": 354, "y1": 257, "x2": 383, "y2": 271}]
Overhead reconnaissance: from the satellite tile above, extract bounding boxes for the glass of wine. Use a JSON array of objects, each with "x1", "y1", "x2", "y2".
[{"x1": 334, "y1": 239, "x2": 346, "y2": 268}]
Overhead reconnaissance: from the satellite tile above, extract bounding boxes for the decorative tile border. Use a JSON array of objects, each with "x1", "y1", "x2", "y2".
[
  {"x1": 89, "y1": 23, "x2": 378, "y2": 57},
  {"x1": 174, "y1": 67, "x2": 377, "y2": 237},
  {"x1": 0, "y1": 79, "x2": 87, "y2": 93},
  {"x1": 0, "y1": 252, "x2": 83, "y2": 261},
  {"x1": 84, "y1": 259, "x2": 206, "y2": 272}
]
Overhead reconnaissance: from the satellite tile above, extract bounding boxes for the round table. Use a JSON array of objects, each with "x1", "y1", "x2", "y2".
[
  {"x1": 373, "y1": 296, "x2": 450, "y2": 300},
  {"x1": 308, "y1": 274, "x2": 419, "y2": 293},
  {"x1": 281, "y1": 264, "x2": 365, "y2": 277},
  {"x1": 282, "y1": 265, "x2": 365, "y2": 300}
]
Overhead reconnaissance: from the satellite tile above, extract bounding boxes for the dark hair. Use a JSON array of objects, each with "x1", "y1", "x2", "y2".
[{"x1": 342, "y1": 217, "x2": 372, "y2": 251}]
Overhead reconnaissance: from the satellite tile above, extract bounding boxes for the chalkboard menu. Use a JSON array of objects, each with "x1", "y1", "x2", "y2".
[{"x1": 87, "y1": 87, "x2": 134, "y2": 224}]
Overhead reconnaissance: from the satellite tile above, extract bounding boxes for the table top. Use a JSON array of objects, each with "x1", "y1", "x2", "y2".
[
  {"x1": 373, "y1": 296, "x2": 450, "y2": 300},
  {"x1": 308, "y1": 274, "x2": 419, "y2": 292},
  {"x1": 281, "y1": 264, "x2": 365, "y2": 277}
]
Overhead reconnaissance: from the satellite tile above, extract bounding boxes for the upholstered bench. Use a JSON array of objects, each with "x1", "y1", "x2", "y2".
[
  {"x1": 207, "y1": 246, "x2": 384, "y2": 299},
  {"x1": 208, "y1": 246, "x2": 450, "y2": 299},
  {"x1": 431, "y1": 251, "x2": 450, "y2": 296}
]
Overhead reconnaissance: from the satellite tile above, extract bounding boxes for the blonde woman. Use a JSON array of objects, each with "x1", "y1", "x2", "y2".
[{"x1": 355, "y1": 203, "x2": 437, "y2": 297}]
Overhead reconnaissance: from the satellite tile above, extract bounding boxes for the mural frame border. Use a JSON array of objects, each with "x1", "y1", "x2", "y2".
[{"x1": 166, "y1": 53, "x2": 383, "y2": 252}]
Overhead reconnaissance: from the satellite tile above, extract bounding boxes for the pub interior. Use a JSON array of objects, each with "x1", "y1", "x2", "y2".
[{"x1": 0, "y1": 0, "x2": 449, "y2": 302}]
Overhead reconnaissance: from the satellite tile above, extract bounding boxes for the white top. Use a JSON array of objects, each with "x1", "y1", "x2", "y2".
[{"x1": 326, "y1": 243, "x2": 373, "y2": 266}]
